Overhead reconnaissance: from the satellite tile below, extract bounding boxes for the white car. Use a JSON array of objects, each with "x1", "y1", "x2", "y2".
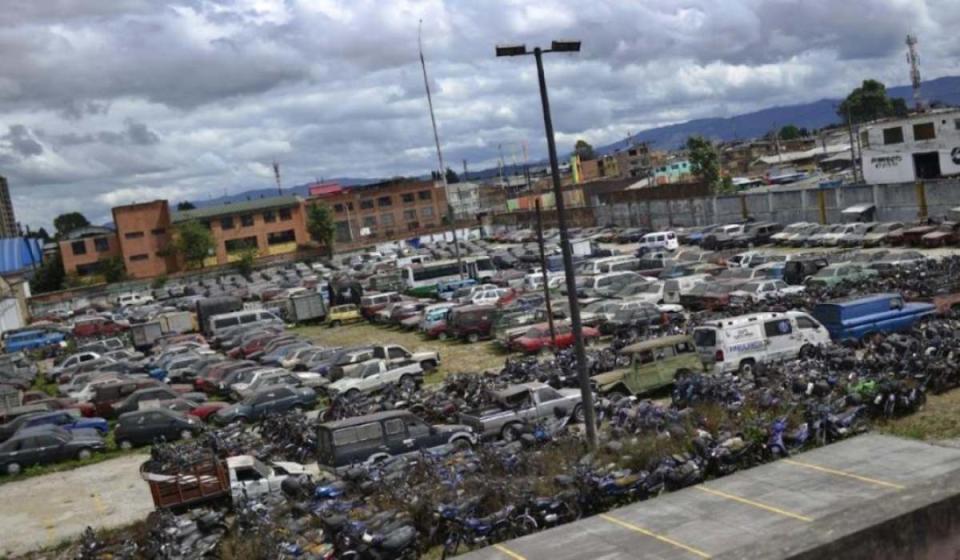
[
  {"x1": 326, "y1": 359, "x2": 423, "y2": 397},
  {"x1": 730, "y1": 280, "x2": 805, "y2": 303},
  {"x1": 226, "y1": 455, "x2": 307, "y2": 502}
]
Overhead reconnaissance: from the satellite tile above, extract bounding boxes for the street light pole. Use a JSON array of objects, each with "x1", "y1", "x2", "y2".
[
  {"x1": 534, "y1": 198, "x2": 557, "y2": 347},
  {"x1": 498, "y1": 41, "x2": 597, "y2": 451}
]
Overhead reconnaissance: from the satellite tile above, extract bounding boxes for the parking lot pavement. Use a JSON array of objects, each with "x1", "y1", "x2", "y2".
[
  {"x1": 0, "y1": 452, "x2": 151, "y2": 558},
  {"x1": 461, "y1": 434, "x2": 960, "y2": 560}
]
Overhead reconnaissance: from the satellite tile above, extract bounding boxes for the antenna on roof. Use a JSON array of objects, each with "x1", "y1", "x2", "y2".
[
  {"x1": 906, "y1": 34, "x2": 923, "y2": 112},
  {"x1": 273, "y1": 160, "x2": 282, "y2": 195}
]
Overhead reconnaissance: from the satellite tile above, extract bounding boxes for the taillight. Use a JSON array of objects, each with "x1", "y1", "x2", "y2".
[{"x1": 715, "y1": 350, "x2": 725, "y2": 362}]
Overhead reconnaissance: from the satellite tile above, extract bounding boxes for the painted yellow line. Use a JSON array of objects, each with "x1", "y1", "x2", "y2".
[
  {"x1": 694, "y1": 486, "x2": 813, "y2": 522},
  {"x1": 493, "y1": 543, "x2": 527, "y2": 560},
  {"x1": 782, "y1": 459, "x2": 906, "y2": 490},
  {"x1": 599, "y1": 514, "x2": 712, "y2": 559}
]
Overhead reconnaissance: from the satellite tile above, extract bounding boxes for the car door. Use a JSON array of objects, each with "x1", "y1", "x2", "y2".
[
  {"x1": 533, "y1": 386, "x2": 567, "y2": 419},
  {"x1": 383, "y1": 417, "x2": 411, "y2": 455},
  {"x1": 360, "y1": 363, "x2": 383, "y2": 392},
  {"x1": 31, "y1": 433, "x2": 66, "y2": 465},
  {"x1": 404, "y1": 416, "x2": 438, "y2": 448},
  {"x1": 762, "y1": 318, "x2": 798, "y2": 361}
]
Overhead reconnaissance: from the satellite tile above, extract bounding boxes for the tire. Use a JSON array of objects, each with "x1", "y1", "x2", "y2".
[
  {"x1": 573, "y1": 405, "x2": 586, "y2": 424},
  {"x1": 179, "y1": 430, "x2": 194, "y2": 441},
  {"x1": 345, "y1": 389, "x2": 360, "y2": 400},
  {"x1": 331, "y1": 320, "x2": 341, "y2": 328},
  {"x1": 451, "y1": 437, "x2": 472, "y2": 451},
  {"x1": 513, "y1": 515, "x2": 538, "y2": 536},
  {"x1": 606, "y1": 390, "x2": 628, "y2": 403},
  {"x1": 77, "y1": 448, "x2": 93, "y2": 461},
  {"x1": 118, "y1": 440, "x2": 134, "y2": 451},
  {"x1": 738, "y1": 360, "x2": 755, "y2": 377},
  {"x1": 5, "y1": 462, "x2": 21, "y2": 476},
  {"x1": 399, "y1": 375, "x2": 416, "y2": 390},
  {"x1": 422, "y1": 359, "x2": 438, "y2": 372},
  {"x1": 501, "y1": 423, "x2": 522, "y2": 442},
  {"x1": 437, "y1": 332, "x2": 449, "y2": 341},
  {"x1": 798, "y1": 345, "x2": 813, "y2": 360},
  {"x1": 467, "y1": 333, "x2": 480, "y2": 344}
]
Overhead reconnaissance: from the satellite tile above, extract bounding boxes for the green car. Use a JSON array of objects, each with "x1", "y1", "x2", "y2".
[
  {"x1": 591, "y1": 334, "x2": 705, "y2": 399},
  {"x1": 804, "y1": 264, "x2": 879, "y2": 288}
]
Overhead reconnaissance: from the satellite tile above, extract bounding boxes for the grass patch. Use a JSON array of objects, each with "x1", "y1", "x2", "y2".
[
  {"x1": 294, "y1": 322, "x2": 508, "y2": 385},
  {"x1": 877, "y1": 390, "x2": 960, "y2": 441},
  {"x1": 29, "y1": 373, "x2": 59, "y2": 397}
]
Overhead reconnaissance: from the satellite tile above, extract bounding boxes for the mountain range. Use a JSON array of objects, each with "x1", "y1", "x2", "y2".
[{"x1": 191, "y1": 75, "x2": 960, "y2": 206}]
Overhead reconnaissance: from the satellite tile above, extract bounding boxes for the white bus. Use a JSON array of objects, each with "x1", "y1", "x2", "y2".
[{"x1": 402, "y1": 256, "x2": 495, "y2": 297}]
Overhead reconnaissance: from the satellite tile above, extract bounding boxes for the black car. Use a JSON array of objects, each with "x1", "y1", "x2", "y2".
[
  {"x1": 112, "y1": 386, "x2": 204, "y2": 417},
  {"x1": 317, "y1": 410, "x2": 476, "y2": 470},
  {"x1": 0, "y1": 426, "x2": 105, "y2": 475},
  {"x1": 114, "y1": 408, "x2": 203, "y2": 449},
  {"x1": 213, "y1": 386, "x2": 317, "y2": 425},
  {"x1": 600, "y1": 303, "x2": 664, "y2": 335}
]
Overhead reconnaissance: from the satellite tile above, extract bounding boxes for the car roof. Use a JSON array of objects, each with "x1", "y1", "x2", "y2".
[
  {"x1": 621, "y1": 334, "x2": 694, "y2": 353},
  {"x1": 320, "y1": 409, "x2": 411, "y2": 430}
]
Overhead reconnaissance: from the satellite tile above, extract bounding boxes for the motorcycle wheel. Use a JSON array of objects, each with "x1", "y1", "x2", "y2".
[
  {"x1": 442, "y1": 534, "x2": 461, "y2": 559},
  {"x1": 513, "y1": 515, "x2": 538, "y2": 536}
]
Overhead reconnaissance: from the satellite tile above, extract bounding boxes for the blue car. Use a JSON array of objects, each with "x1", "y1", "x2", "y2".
[
  {"x1": 4, "y1": 329, "x2": 67, "y2": 354},
  {"x1": 17, "y1": 411, "x2": 109, "y2": 437}
]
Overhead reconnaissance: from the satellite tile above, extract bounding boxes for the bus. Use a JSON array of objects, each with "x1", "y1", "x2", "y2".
[{"x1": 402, "y1": 256, "x2": 496, "y2": 297}]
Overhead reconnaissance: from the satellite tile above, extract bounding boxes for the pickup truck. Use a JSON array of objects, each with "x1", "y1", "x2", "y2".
[
  {"x1": 337, "y1": 344, "x2": 440, "y2": 378},
  {"x1": 458, "y1": 382, "x2": 583, "y2": 440},
  {"x1": 323, "y1": 359, "x2": 423, "y2": 398},
  {"x1": 140, "y1": 454, "x2": 307, "y2": 510}
]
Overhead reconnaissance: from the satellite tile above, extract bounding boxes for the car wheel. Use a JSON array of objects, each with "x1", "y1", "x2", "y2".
[
  {"x1": 452, "y1": 437, "x2": 472, "y2": 451},
  {"x1": 118, "y1": 440, "x2": 134, "y2": 451},
  {"x1": 345, "y1": 389, "x2": 360, "y2": 400},
  {"x1": 467, "y1": 333, "x2": 480, "y2": 344},
  {"x1": 738, "y1": 360, "x2": 756, "y2": 378},
  {"x1": 422, "y1": 359, "x2": 438, "y2": 371},
  {"x1": 5, "y1": 462, "x2": 21, "y2": 476},
  {"x1": 331, "y1": 320, "x2": 341, "y2": 328},
  {"x1": 437, "y1": 332, "x2": 449, "y2": 341},
  {"x1": 399, "y1": 375, "x2": 417, "y2": 390},
  {"x1": 573, "y1": 405, "x2": 586, "y2": 423},
  {"x1": 798, "y1": 345, "x2": 813, "y2": 360},
  {"x1": 77, "y1": 448, "x2": 93, "y2": 461},
  {"x1": 501, "y1": 423, "x2": 522, "y2": 442}
]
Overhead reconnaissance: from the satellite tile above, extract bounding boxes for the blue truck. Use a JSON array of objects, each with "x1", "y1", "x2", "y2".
[
  {"x1": 812, "y1": 293, "x2": 935, "y2": 341},
  {"x1": 3, "y1": 329, "x2": 67, "y2": 354}
]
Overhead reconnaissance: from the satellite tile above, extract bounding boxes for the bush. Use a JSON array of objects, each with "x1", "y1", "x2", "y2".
[{"x1": 151, "y1": 275, "x2": 168, "y2": 289}]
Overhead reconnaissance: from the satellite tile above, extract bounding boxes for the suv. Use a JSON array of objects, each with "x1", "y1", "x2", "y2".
[
  {"x1": 317, "y1": 410, "x2": 475, "y2": 470},
  {"x1": 591, "y1": 335, "x2": 705, "y2": 399}
]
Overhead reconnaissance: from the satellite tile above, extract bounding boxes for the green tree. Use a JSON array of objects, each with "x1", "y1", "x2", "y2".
[
  {"x1": 307, "y1": 204, "x2": 336, "y2": 257},
  {"x1": 778, "y1": 125, "x2": 802, "y2": 140},
  {"x1": 445, "y1": 167, "x2": 460, "y2": 184},
  {"x1": 574, "y1": 139, "x2": 596, "y2": 161},
  {"x1": 837, "y1": 79, "x2": 903, "y2": 123},
  {"x1": 234, "y1": 247, "x2": 257, "y2": 277},
  {"x1": 53, "y1": 212, "x2": 90, "y2": 239},
  {"x1": 172, "y1": 220, "x2": 214, "y2": 269},
  {"x1": 686, "y1": 136, "x2": 723, "y2": 193},
  {"x1": 99, "y1": 256, "x2": 127, "y2": 283},
  {"x1": 30, "y1": 251, "x2": 65, "y2": 294},
  {"x1": 176, "y1": 201, "x2": 196, "y2": 211}
]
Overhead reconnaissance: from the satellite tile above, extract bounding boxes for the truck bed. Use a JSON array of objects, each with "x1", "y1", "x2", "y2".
[{"x1": 140, "y1": 458, "x2": 228, "y2": 509}]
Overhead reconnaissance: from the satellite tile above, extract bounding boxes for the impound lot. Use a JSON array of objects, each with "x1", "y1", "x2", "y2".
[{"x1": 462, "y1": 434, "x2": 960, "y2": 560}]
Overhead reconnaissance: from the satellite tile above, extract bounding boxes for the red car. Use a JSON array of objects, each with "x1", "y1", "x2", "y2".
[
  {"x1": 163, "y1": 399, "x2": 229, "y2": 422},
  {"x1": 73, "y1": 316, "x2": 127, "y2": 338},
  {"x1": 511, "y1": 323, "x2": 600, "y2": 354}
]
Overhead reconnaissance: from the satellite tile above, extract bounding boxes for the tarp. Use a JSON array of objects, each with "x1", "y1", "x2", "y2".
[{"x1": 0, "y1": 238, "x2": 42, "y2": 275}]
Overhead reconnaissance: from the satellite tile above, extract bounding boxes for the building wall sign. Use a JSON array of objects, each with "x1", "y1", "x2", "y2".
[{"x1": 872, "y1": 155, "x2": 902, "y2": 168}]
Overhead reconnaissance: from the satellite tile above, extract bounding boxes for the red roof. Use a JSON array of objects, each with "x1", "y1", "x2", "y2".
[{"x1": 308, "y1": 182, "x2": 343, "y2": 198}]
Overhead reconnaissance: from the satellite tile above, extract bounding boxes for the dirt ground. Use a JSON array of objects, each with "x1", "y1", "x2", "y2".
[{"x1": 294, "y1": 322, "x2": 509, "y2": 384}]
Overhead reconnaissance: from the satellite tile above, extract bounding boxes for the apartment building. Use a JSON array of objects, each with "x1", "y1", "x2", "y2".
[
  {"x1": 113, "y1": 200, "x2": 177, "y2": 278},
  {"x1": 58, "y1": 226, "x2": 122, "y2": 277},
  {"x1": 0, "y1": 176, "x2": 18, "y2": 238}
]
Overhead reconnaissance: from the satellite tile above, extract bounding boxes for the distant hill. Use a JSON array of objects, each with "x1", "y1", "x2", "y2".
[{"x1": 187, "y1": 177, "x2": 376, "y2": 209}]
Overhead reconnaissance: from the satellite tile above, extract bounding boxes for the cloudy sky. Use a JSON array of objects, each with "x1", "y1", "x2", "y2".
[{"x1": 0, "y1": 0, "x2": 957, "y2": 229}]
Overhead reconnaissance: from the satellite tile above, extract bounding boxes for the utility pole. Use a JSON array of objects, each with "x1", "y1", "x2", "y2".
[
  {"x1": 497, "y1": 40, "x2": 597, "y2": 450},
  {"x1": 272, "y1": 161, "x2": 282, "y2": 195},
  {"x1": 419, "y1": 20, "x2": 463, "y2": 278},
  {"x1": 535, "y1": 199, "x2": 557, "y2": 347},
  {"x1": 845, "y1": 105, "x2": 859, "y2": 183}
]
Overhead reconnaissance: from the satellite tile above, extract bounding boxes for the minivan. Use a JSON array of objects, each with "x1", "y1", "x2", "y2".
[
  {"x1": 317, "y1": 410, "x2": 475, "y2": 470},
  {"x1": 448, "y1": 304, "x2": 497, "y2": 343},
  {"x1": 359, "y1": 292, "x2": 402, "y2": 320},
  {"x1": 638, "y1": 231, "x2": 679, "y2": 252},
  {"x1": 208, "y1": 310, "x2": 283, "y2": 337},
  {"x1": 693, "y1": 311, "x2": 831, "y2": 376}
]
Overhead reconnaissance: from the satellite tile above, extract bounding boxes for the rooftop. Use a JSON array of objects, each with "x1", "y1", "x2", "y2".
[{"x1": 171, "y1": 195, "x2": 301, "y2": 223}]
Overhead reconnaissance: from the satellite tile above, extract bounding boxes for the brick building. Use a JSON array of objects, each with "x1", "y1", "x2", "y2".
[
  {"x1": 113, "y1": 201, "x2": 177, "y2": 278},
  {"x1": 58, "y1": 226, "x2": 122, "y2": 277},
  {"x1": 308, "y1": 179, "x2": 448, "y2": 245}
]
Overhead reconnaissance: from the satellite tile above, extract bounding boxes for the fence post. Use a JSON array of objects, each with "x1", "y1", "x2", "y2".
[
  {"x1": 739, "y1": 195, "x2": 749, "y2": 220},
  {"x1": 915, "y1": 180, "x2": 928, "y2": 220},
  {"x1": 817, "y1": 189, "x2": 827, "y2": 224}
]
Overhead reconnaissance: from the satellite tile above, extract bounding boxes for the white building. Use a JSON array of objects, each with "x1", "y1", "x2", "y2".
[
  {"x1": 860, "y1": 108, "x2": 960, "y2": 184},
  {"x1": 445, "y1": 181, "x2": 480, "y2": 220}
]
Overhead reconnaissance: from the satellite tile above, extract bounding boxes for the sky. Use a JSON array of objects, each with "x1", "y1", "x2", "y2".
[{"x1": 0, "y1": 0, "x2": 958, "y2": 230}]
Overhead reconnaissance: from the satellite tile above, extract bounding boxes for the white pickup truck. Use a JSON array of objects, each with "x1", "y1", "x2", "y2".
[
  {"x1": 324, "y1": 359, "x2": 424, "y2": 397},
  {"x1": 336, "y1": 344, "x2": 440, "y2": 378},
  {"x1": 226, "y1": 455, "x2": 307, "y2": 501}
]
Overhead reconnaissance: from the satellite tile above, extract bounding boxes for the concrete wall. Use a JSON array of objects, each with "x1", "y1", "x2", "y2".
[{"x1": 580, "y1": 178, "x2": 960, "y2": 230}]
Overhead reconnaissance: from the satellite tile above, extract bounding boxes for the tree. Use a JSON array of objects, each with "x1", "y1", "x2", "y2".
[
  {"x1": 686, "y1": 136, "x2": 723, "y2": 193},
  {"x1": 172, "y1": 220, "x2": 214, "y2": 269},
  {"x1": 53, "y1": 212, "x2": 90, "y2": 239},
  {"x1": 574, "y1": 139, "x2": 596, "y2": 161},
  {"x1": 891, "y1": 98, "x2": 909, "y2": 118},
  {"x1": 176, "y1": 201, "x2": 196, "y2": 211},
  {"x1": 31, "y1": 252, "x2": 65, "y2": 294},
  {"x1": 307, "y1": 204, "x2": 336, "y2": 257},
  {"x1": 445, "y1": 167, "x2": 460, "y2": 184},
  {"x1": 25, "y1": 227, "x2": 51, "y2": 243},
  {"x1": 837, "y1": 79, "x2": 902, "y2": 124},
  {"x1": 778, "y1": 125, "x2": 802, "y2": 140},
  {"x1": 99, "y1": 256, "x2": 126, "y2": 283},
  {"x1": 234, "y1": 247, "x2": 257, "y2": 277}
]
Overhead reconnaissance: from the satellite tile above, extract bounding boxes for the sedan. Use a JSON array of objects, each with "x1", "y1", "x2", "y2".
[
  {"x1": 804, "y1": 264, "x2": 879, "y2": 288},
  {"x1": 213, "y1": 386, "x2": 317, "y2": 425},
  {"x1": 511, "y1": 323, "x2": 601, "y2": 354},
  {"x1": 114, "y1": 408, "x2": 204, "y2": 449},
  {"x1": 4, "y1": 411, "x2": 108, "y2": 439},
  {"x1": 0, "y1": 426, "x2": 106, "y2": 475}
]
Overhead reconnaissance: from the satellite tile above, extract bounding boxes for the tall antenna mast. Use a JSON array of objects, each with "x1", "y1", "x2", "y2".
[
  {"x1": 272, "y1": 161, "x2": 282, "y2": 195},
  {"x1": 906, "y1": 34, "x2": 923, "y2": 112}
]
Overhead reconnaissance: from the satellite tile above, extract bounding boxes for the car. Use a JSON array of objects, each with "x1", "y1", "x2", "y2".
[
  {"x1": 861, "y1": 222, "x2": 905, "y2": 247},
  {"x1": 213, "y1": 386, "x2": 317, "y2": 425},
  {"x1": 511, "y1": 323, "x2": 601, "y2": 354},
  {"x1": 73, "y1": 316, "x2": 127, "y2": 338},
  {"x1": 1, "y1": 411, "x2": 109, "y2": 440},
  {"x1": 0, "y1": 426, "x2": 106, "y2": 475},
  {"x1": 729, "y1": 280, "x2": 806, "y2": 303},
  {"x1": 112, "y1": 386, "x2": 199, "y2": 417},
  {"x1": 327, "y1": 304, "x2": 363, "y2": 327},
  {"x1": 114, "y1": 408, "x2": 204, "y2": 449},
  {"x1": 592, "y1": 335, "x2": 705, "y2": 399},
  {"x1": 804, "y1": 264, "x2": 879, "y2": 288},
  {"x1": 49, "y1": 352, "x2": 102, "y2": 379},
  {"x1": 160, "y1": 398, "x2": 229, "y2": 422}
]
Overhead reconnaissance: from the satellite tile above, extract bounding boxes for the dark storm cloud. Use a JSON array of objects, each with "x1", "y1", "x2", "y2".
[{"x1": 5, "y1": 125, "x2": 44, "y2": 157}]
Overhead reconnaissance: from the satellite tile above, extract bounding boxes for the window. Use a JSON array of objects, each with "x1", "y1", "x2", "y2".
[
  {"x1": 418, "y1": 190, "x2": 432, "y2": 201},
  {"x1": 380, "y1": 213, "x2": 395, "y2": 226},
  {"x1": 225, "y1": 236, "x2": 258, "y2": 253},
  {"x1": 240, "y1": 215, "x2": 254, "y2": 227},
  {"x1": 402, "y1": 193, "x2": 415, "y2": 203},
  {"x1": 279, "y1": 208, "x2": 292, "y2": 221},
  {"x1": 796, "y1": 316, "x2": 818, "y2": 330},
  {"x1": 377, "y1": 196, "x2": 392, "y2": 207},
  {"x1": 267, "y1": 230, "x2": 295, "y2": 245},
  {"x1": 384, "y1": 418, "x2": 404, "y2": 435},
  {"x1": 221, "y1": 216, "x2": 234, "y2": 230},
  {"x1": 333, "y1": 204, "x2": 345, "y2": 213},
  {"x1": 913, "y1": 122, "x2": 936, "y2": 141},
  {"x1": 263, "y1": 210, "x2": 276, "y2": 223},
  {"x1": 333, "y1": 427, "x2": 359, "y2": 445},
  {"x1": 421, "y1": 206, "x2": 434, "y2": 219},
  {"x1": 387, "y1": 347, "x2": 407, "y2": 359},
  {"x1": 859, "y1": 130, "x2": 870, "y2": 148},
  {"x1": 764, "y1": 319, "x2": 793, "y2": 337},
  {"x1": 362, "y1": 216, "x2": 377, "y2": 228},
  {"x1": 403, "y1": 209, "x2": 417, "y2": 221},
  {"x1": 882, "y1": 126, "x2": 904, "y2": 145},
  {"x1": 405, "y1": 418, "x2": 429, "y2": 438},
  {"x1": 360, "y1": 199, "x2": 375, "y2": 210},
  {"x1": 129, "y1": 254, "x2": 148, "y2": 262},
  {"x1": 407, "y1": 221, "x2": 420, "y2": 231},
  {"x1": 150, "y1": 228, "x2": 166, "y2": 236},
  {"x1": 71, "y1": 241, "x2": 87, "y2": 256},
  {"x1": 356, "y1": 422, "x2": 383, "y2": 442},
  {"x1": 124, "y1": 231, "x2": 144, "y2": 239},
  {"x1": 93, "y1": 237, "x2": 110, "y2": 252}
]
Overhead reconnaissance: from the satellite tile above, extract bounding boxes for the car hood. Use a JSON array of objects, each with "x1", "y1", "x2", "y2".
[{"x1": 592, "y1": 369, "x2": 625, "y2": 387}]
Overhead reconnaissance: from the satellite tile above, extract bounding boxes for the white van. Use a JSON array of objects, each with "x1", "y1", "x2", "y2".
[
  {"x1": 577, "y1": 256, "x2": 637, "y2": 275},
  {"x1": 662, "y1": 274, "x2": 713, "y2": 304},
  {"x1": 208, "y1": 309, "x2": 284, "y2": 337},
  {"x1": 117, "y1": 292, "x2": 155, "y2": 307},
  {"x1": 639, "y1": 231, "x2": 679, "y2": 252},
  {"x1": 692, "y1": 311, "x2": 830, "y2": 375}
]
